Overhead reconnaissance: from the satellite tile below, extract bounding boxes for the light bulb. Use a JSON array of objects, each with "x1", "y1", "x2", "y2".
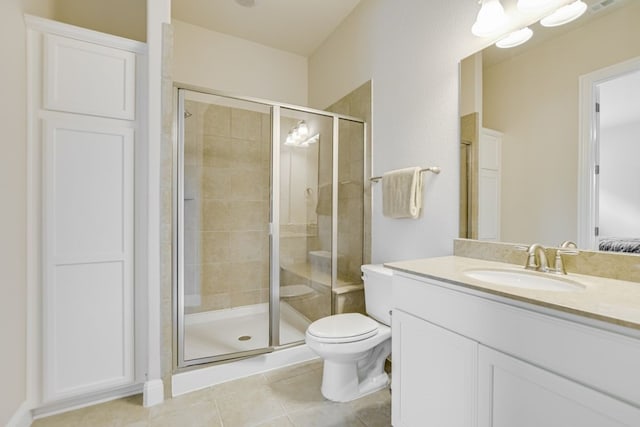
[
  {"x1": 472, "y1": 0, "x2": 508, "y2": 37},
  {"x1": 540, "y1": 0, "x2": 587, "y2": 27},
  {"x1": 285, "y1": 132, "x2": 296, "y2": 146},
  {"x1": 496, "y1": 27, "x2": 533, "y2": 48},
  {"x1": 297, "y1": 121, "x2": 309, "y2": 138},
  {"x1": 517, "y1": 0, "x2": 555, "y2": 12}
]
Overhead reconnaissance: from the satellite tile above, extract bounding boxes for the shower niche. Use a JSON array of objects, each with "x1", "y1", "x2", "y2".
[{"x1": 175, "y1": 88, "x2": 368, "y2": 368}]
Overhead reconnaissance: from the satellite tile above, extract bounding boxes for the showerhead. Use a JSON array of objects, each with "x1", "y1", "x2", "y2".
[{"x1": 184, "y1": 110, "x2": 193, "y2": 119}]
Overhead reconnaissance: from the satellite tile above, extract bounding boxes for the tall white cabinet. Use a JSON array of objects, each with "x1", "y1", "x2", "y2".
[
  {"x1": 27, "y1": 16, "x2": 146, "y2": 406},
  {"x1": 477, "y1": 128, "x2": 502, "y2": 241}
]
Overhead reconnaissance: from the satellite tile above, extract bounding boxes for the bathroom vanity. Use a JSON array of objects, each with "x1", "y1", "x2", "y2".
[{"x1": 387, "y1": 256, "x2": 640, "y2": 427}]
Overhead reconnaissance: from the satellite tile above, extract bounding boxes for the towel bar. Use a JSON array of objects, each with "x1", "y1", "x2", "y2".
[{"x1": 369, "y1": 166, "x2": 441, "y2": 182}]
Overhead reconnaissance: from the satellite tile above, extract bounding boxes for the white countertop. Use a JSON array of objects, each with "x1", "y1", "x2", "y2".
[{"x1": 385, "y1": 256, "x2": 640, "y2": 330}]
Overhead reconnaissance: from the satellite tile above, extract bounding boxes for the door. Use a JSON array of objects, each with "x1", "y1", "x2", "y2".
[
  {"x1": 392, "y1": 310, "x2": 477, "y2": 427},
  {"x1": 578, "y1": 58, "x2": 640, "y2": 249},
  {"x1": 43, "y1": 117, "x2": 135, "y2": 401},
  {"x1": 176, "y1": 89, "x2": 274, "y2": 366},
  {"x1": 595, "y1": 70, "x2": 640, "y2": 246},
  {"x1": 478, "y1": 345, "x2": 640, "y2": 427}
]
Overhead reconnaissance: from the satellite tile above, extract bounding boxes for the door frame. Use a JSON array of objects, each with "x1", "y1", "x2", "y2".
[{"x1": 577, "y1": 56, "x2": 640, "y2": 249}]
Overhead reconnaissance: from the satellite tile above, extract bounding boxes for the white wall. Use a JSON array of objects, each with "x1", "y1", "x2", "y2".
[
  {"x1": 172, "y1": 19, "x2": 308, "y2": 106},
  {"x1": 1, "y1": 1, "x2": 55, "y2": 424},
  {"x1": 308, "y1": 0, "x2": 486, "y2": 262}
]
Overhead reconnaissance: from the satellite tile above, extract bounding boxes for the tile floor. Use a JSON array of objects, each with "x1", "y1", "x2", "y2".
[{"x1": 33, "y1": 360, "x2": 391, "y2": 427}]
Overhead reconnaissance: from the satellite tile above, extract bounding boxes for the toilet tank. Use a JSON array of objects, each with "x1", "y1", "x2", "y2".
[{"x1": 361, "y1": 264, "x2": 393, "y2": 326}]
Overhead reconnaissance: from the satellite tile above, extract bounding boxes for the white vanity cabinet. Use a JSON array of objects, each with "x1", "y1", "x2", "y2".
[{"x1": 391, "y1": 272, "x2": 640, "y2": 427}]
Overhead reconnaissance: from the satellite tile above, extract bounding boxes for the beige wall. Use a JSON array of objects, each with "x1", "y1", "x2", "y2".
[
  {"x1": 53, "y1": 0, "x2": 146, "y2": 41},
  {"x1": 483, "y1": 3, "x2": 640, "y2": 246},
  {"x1": 0, "y1": 3, "x2": 28, "y2": 422},
  {"x1": 172, "y1": 19, "x2": 308, "y2": 106},
  {"x1": 1, "y1": 1, "x2": 55, "y2": 424}
]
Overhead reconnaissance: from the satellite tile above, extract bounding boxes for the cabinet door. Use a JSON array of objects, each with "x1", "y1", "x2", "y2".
[
  {"x1": 478, "y1": 345, "x2": 640, "y2": 427},
  {"x1": 42, "y1": 116, "x2": 134, "y2": 402},
  {"x1": 44, "y1": 34, "x2": 136, "y2": 120},
  {"x1": 392, "y1": 310, "x2": 477, "y2": 427}
]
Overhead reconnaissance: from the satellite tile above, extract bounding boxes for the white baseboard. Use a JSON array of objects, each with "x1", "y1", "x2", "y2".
[
  {"x1": 33, "y1": 383, "x2": 143, "y2": 420},
  {"x1": 6, "y1": 401, "x2": 32, "y2": 427},
  {"x1": 172, "y1": 344, "x2": 318, "y2": 397},
  {"x1": 143, "y1": 379, "x2": 164, "y2": 407}
]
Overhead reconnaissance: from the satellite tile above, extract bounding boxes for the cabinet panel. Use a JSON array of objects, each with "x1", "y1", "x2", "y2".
[
  {"x1": 392, "y1": 309, "x2": 477, "y2": 427},
  {"x1": 50, "y1": 262, "x2": 132, "y2": 395},
  {"x1": 49, "y1": 123, "x2": 131, "y2": 257},
  {"x1": 478, "y1": 345, "x2": 640, "y2": 427},
  {"x1": 44, "y1": 34, "x2": 136, "y2": 120},
  {"x1": 478, "y1": 130, "x2": 501, "y2": 171},
  {"x1": 43, "y1": 116, "x2": 134, "y2": 401}
]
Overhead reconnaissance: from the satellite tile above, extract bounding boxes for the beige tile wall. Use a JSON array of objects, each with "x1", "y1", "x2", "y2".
[
  {"x1": 161, "y1": 23, "x2": 174, "y2": 396},
  {"x1": 326, "y1": 81, "x2": 372, "y2": 288},
  {"x1": 187, "y1": 102, "x2": 271, "y2": 313}
]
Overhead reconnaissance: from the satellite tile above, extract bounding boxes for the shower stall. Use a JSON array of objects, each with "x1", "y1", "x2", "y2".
[{"x1": 174, "y1": 87, "x2": 368, "y2": 368}]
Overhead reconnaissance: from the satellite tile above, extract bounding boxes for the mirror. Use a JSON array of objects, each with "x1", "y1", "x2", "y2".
[{"x1": 460, "y1": 0, "x2": 640, "y2": 251}]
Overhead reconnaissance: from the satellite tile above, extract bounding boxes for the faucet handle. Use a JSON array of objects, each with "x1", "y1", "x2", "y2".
[
  {"x1": 553, "y1": 247, "x2": 579, "y2": 275},
  {"x1": 560, "y1": 240, "x2": 578, "y2": 249}
]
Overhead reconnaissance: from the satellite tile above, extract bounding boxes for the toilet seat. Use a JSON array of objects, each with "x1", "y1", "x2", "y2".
[{"x1": 307, "y1": 313, "x2": 379, "y2": 343}]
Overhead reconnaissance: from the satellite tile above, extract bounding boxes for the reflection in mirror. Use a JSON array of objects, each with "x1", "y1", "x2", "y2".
[{"x1": 460, "y1": 0, "x2": 640, "y2": 252}]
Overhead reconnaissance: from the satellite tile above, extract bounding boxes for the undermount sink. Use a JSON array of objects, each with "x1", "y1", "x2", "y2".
[{"x1": 463, "y1": 268, "x2": 585, "y2": 292}]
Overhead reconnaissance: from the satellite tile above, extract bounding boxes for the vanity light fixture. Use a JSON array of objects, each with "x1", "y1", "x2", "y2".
[
  {"x1": 471, "y1": 0, "x2": 508, "y2": 37},
  {"x1": 297, "y1": 120, "x2": 309, "y2": 138},
  {"x1": 496, "y1": 27, "x2": 533, "y2": 48},
  {"x1": 517, "y1": 0, "x2": 556, "y2": 12},
  {"x1": 284, "y1": 121, "x2": 317, "y2": 148},
  {"x1": 540, "y1": 0, "x2": 588, "y2": 27}
]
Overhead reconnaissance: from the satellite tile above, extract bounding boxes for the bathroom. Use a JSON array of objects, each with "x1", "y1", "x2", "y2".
[{"x1": 3, "y1": 0, "x2": 640, "y2": 426}]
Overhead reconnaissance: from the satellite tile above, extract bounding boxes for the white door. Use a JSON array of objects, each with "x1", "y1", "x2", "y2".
[
  {"x1": 42, "y1": 116, "x2": 134, "y2": 402},
  {"x1": 392, "y1": 310, "x2": 477, "y2": 427},
  {"x1": 478, "y1": 345, "x2": 640, "y2": 427},
  {"x1": 596, "y1": 70, "x2": 640, "y2": 245}
]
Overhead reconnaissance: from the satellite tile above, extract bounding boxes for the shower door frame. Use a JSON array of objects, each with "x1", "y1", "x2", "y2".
[{"x1": 173, "y1": 84, "x2": 367, "y2": 370}]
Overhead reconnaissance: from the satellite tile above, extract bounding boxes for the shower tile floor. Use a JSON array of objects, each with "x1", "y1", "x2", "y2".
[
  {"x1": 184, "y1": 302, "x2": 309, "y2": 360},
  {"x1": 32, "y1": 359, "x2": 392, "y2": 427}
]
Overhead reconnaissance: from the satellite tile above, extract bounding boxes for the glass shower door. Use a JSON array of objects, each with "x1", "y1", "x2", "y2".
[
  {"x1": 177, "y1": 89, "x2": 273, "y2": 366},
  {"x1": 277, "y1": 108, "x2": 334, "y2": 345}
]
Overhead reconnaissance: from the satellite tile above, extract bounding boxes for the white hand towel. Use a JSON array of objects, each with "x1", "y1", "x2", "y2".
[{"x1": 382, "y1": 167, "x2": 423, "y2": 219}]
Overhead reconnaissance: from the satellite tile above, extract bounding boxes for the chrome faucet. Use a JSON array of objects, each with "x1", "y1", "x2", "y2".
[{"x1": 524, "y1": 243, "x2": 549, "y2": 272}]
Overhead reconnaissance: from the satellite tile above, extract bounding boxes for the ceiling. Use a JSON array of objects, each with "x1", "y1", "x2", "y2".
[{"x1": 172, "y1": 0, "x2": 362, "y2": 56}]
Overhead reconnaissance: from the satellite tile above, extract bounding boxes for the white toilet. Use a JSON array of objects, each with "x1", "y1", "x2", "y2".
[{"x1": 305, "y1": 264, "x2": 393, "y2": 402}]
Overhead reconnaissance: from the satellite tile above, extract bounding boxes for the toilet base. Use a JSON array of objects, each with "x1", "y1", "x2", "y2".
[{"x1": 319, "y1": 339, "x2": 391, "y2": 402}]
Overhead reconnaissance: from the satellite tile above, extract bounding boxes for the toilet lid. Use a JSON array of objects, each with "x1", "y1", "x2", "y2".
[{"x1": 307, "y1": 313, "x2": 379, "y2": 343}]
